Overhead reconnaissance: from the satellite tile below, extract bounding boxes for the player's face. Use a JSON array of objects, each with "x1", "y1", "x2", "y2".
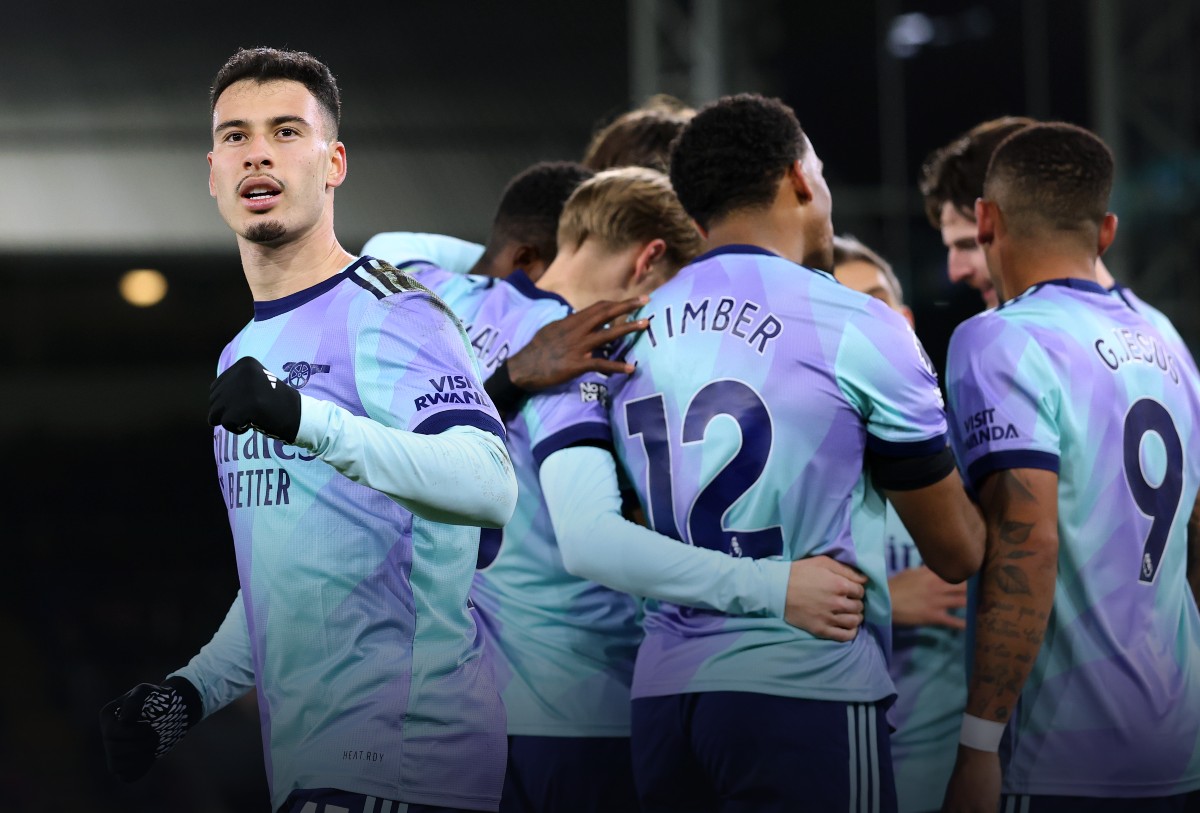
[
  {"x1": 835, "y1": 260, "x2": 901, "y2": 310},
  {"x1": 798, "y1": 137, "x2": 834, "y2": 272},
  {"x1": 208, "y1": 79, "x2": 345, "y2": 246},
  {"x1": 939, "y1": 202, "x2": 996, "y2": 308}
]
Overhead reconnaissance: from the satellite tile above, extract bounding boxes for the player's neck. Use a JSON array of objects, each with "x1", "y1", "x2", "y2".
[
  {"x1": 238, "y1": 221, "x2": 355, "y2": 302},
  {"x1": 998, "y1": 242, "x2": 1100, "y2": 299},
  {"x1": 537, "y1": 243, "x2": 633, "y2": 311},
  {"x1": 703, "y1": 208, "x2": 806, "y2": 265}
]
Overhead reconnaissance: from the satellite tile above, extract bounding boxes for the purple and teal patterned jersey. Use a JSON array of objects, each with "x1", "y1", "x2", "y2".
[
  {"x1": 608, "y1": 245, "x2": 949, "y2": 702},
  {"x1": 885, "y1": 503, "x2": 967, "y2": 813},
  {"x1": 200, "y1": 257, "x2": 507, "y2": 812},
  {"x1": 417, "y1": 268, "x2": 643, "y2": 736},
  {"x1": 946, "y1": 278, "x2": 1200, "y2": 798}
]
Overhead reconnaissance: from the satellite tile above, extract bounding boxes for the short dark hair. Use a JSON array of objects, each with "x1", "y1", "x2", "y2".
[
  {"x1": 211, "y1": 47, "x2": 341, "y2": 139},
  {"x1": 668, "y1": 93, "x2": 807, "y2": 232},
  {"x1": 583, "y1": 94, "x2": 696, "y2": 173},
  {"x1": 918, "y1": 116, "x2": 1037, "y2": 227},
  {"x1": 483, "y1": 161, "x2": 596, "y2": 266},
  {"x1": 984, "y1": 122, "x2": 1114, "y2": 238}
]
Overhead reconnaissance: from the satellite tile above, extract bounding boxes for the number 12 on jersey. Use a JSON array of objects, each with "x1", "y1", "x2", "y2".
[{"x1": 624, "y1": 379, "x2": 783, "y2": 559}]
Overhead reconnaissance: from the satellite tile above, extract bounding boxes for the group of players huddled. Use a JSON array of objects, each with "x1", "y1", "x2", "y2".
[{"x1": 99, "y1": 46, "x2": 1200, "y2": 813}]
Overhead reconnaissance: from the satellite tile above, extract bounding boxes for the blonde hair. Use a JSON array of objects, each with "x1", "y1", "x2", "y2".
[{"x1": 557, "y1": 166, "x2": 703, "y2": 273}]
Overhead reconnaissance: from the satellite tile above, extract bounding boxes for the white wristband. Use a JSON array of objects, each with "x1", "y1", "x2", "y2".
[{"x1": 959, "y1": 713, "x2": 1006, "y2": 752}]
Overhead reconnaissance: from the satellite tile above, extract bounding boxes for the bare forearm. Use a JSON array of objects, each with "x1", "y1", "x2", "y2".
[{"x1": 967, "y1": 468, "x2": 1058, "y2": 724}]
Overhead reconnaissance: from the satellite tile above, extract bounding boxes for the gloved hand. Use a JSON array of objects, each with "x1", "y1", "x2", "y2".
[
  {"x1": 208, "y1": 356, "x2": 301, "y2": 443},
  {"x1": 99, "y1": 677, "x2": 202, "y2": 782}
]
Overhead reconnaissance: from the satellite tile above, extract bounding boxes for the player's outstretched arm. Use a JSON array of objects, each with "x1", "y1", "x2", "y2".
[
  {"x1": 542, "y1": 446, "x2": 866, "y2": 641},
  {"x1": 941, "y1": 467, "x2": 1058, "y2": 813},
  {"x1": 884, "y1": 467, "x2": 984, "y2": 584},
  {"x1": 486, "y1": 297, "x2": 650, "y2": 416},
  {"x1": 361, "y1": 231, "x2": 484, "y2": 274}
]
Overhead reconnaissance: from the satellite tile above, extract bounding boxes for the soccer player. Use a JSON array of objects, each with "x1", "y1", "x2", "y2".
[
  {"x1": 98, "y1": 47, "x2": 517, "y2": 813},
  {"x1": 920, "y1": 116, "x2": 1200, "y2": 601},
  {"x1": 551, "y1": 93, "x2": 983, "y2": 813},
  {"x1": 407, "y1": 165, "x2": 870, "y2": 811},
  {"x1": 941, "y1": 122, "x2": 1200, "y2": 812},
  {"x1": 834, "y1": 235, "x2": 968, "y2": 813}
]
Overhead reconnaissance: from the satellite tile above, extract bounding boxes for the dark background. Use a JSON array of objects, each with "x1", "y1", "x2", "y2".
[{"x1": 3, "y1": 2, "x2": 1197, "y2": 811}]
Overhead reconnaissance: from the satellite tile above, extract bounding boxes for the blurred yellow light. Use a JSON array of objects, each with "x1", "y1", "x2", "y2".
[{"x1": 120, "y1": 269, "x2": 168, "y2": 307}]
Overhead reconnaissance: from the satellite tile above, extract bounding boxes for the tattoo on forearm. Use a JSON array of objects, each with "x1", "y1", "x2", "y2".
[{"x1": 968, "y1": 469, "x2": 1055, "y2": 722}]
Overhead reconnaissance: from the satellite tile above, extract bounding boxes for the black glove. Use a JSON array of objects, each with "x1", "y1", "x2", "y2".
[
  {"x1": 208, "y1": 356, "x2": 302, "y2": 443},
  {"x1": 99, "y1": 676, "x2": 202, "y2": 782}
]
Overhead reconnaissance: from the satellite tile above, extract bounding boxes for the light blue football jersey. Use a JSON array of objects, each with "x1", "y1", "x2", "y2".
[
  {"x1": 415, "y1": 268, "x2": 644, "y2": 736},
  {"x1": 607, "y1": 244, "x2": 949, "y2": 703},
  {"x1": 946, "y1": 277, "x2": 1200, "y2": 798},
  {"x1": 183, "y1": 256, "x2": 508, "y2": 812},
  {"x1": 885, "y1": 503, "x2": 967, "y2": 813}
]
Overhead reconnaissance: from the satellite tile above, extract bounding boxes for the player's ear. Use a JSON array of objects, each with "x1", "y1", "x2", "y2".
[
  {"x1": 634, "y1": 239, "x2": 667, "y2": 281},
  {"x1": 1097, "y1": 212, "x2": 1118, "y2": 256},
  {"x1": 326, "y1": 141, "x2": 348, "y2": 190},
  {"x1": 208, "y1": 152, "x2": 217, "y2": 198},
  {"x1": 512, "y1": 244, "x2": 548, "y2": 282},
  {"x1": 975, "y1": 198, "x2": 996, "y2": 246},
  {"x1": 788, "y1": 159, "x2": 813, "y2": 205}
]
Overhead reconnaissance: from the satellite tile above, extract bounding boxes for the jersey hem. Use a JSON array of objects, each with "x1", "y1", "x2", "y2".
[
  {"x1": 506, "y1": 722, "x2": 632, "y2": 737},
  {"x1": 1002, "y1": 775, "x2": 1200, "y2": 798},
  {"x1": 631, "y1": 678, "x2": 895, "y2": 704}
]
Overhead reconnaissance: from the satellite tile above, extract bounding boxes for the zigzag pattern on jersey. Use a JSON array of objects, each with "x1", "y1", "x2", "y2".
[
  {"x1": 349, "y1": 257, "x2": 459, "y2": 323},
  {"x1": 140, "y1": 686, "x2": 191, "y2": 757}
]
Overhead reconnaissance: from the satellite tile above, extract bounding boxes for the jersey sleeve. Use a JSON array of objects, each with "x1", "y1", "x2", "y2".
[
  {"x1": 361, "y1": 231, "x2": 485, "y2": 274},
  {"x1": 400, "y1": 261, "x2": 497, "y2": 324},
  {"x1": 168, "y1": 591, "x2": 255, "y2": 719},
  {"x1": 542, "y1": 445, "x2": 791, "y2": 616},
  {"x1": 945, "y1": 314, "x2": 1062, "y2": 492},
  {"x1": 292, "y1": 291, "x2": 517, "y2": 527},
  {"x1": 525, "y1": 370, "x2": 616, "y2": 468},
  {"x1": 837, "y1": 301, "x2": 949, "y2": 456}
]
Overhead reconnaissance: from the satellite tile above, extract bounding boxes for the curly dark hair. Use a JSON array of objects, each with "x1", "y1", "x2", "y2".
[
  {"x1": 984, "y1": 122, "x2": 1114, "y2": 236},
  {"x1": 917, "y1": 116, "x2": 1037, "y2": 227},
  {"x1": 484, "y1": 161, "x2": 596, "y2": 266},
  {"x1": 211, "y1": 47, "x2": 341, "y2": 139},
  {"x1": 668, "y1": 93, "x2": 807, "y2": 232}
]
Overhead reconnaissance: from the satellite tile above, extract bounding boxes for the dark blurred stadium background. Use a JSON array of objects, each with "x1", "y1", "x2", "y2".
[{"x1": 3, "y1": 1, "x2": 1196, "y2": 810}]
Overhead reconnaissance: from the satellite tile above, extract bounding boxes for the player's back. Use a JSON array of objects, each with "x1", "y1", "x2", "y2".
[
  {"x1": 946, "y1": 278, "x2": 1200, "y2": 797},
  {"x1": 610, "y1": 244, "x2": 948, "y2": 703}
]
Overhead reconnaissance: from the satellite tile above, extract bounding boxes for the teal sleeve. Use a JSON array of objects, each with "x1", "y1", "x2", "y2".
[
  {"x1": 361, "y1": 232, "x2": 485, "y2": 274},
  {"x1": 296, "y1": 400, "x2": 517, "y2": 527},
  {"x1": 542, "y1": 446, "x2": 790, "y2": 616},
  {"x1": 168, "y1": 592, "x2": 255, "y2": 720}
]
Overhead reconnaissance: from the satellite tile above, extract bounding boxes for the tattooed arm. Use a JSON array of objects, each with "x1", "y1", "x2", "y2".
[{"x1": 941, "y1": 467, "x2": 1059, "y2": 813}]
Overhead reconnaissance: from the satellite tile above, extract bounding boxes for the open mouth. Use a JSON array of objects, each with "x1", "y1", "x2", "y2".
[{"x1": 238, "y1": 177, "x2": 283, "y2": 209}]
